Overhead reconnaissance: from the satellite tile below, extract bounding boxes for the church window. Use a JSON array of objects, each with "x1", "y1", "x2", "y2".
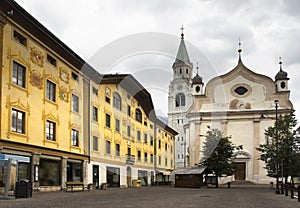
[
  {"x1": 180, "y1": 68, "x2": 182, "y2": 74},
  {"x1": 135, "y1": 108, "x2": 142, "y2": 123},
  {"x1": 280, "y1": 81, "x2": 286, "y2": 89},
  {"x1": 175, "y1": 93, "x2": 185, "y2": 107},
  {"x1": 113, "y1": 92, "x2": 121, "y2": 110},
  {"x1": 234, "y1": 86, "x2": 248, "y2": 96},
  {"x1": 196, "y1": 86, "x2": 200, "y2": 93},
  {"x1": 186, "y1": 68, "x2": 188, "y2": 74}
]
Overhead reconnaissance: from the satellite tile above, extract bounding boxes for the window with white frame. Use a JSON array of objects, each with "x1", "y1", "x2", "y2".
[
  {"x1": 46, "y1": 120, "x2": 56, "y2": 141},
  {"x1": 71, "y1": 129, "x2": 79, "y2": 146},
  {"x1": 46, "y1": 80, "x2": 56, "y2": 102},
  {"x1": 11, "y1": 108, "x2": 25, "y2": 134},
  {"x1": 12, "y1": 61, "x2": 26, "y2": 88}
]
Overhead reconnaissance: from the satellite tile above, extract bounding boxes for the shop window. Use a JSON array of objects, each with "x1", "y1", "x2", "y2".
[
  {"x1": 67, "y1": 161, "x2": 82, "y2": 182},
  {"x1": 40, "y1": 159, "x2": 61, "y2": 185}
]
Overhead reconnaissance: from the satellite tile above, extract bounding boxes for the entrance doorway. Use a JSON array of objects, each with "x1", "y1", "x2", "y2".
[
  {"x1": 92, "y1": 165, "x2": 99, "y2": 188},
  {"x1": 234, "y1": 162, "x2": 246, "y2": 180},
  {"x1": 127, "y1": 166, "x2": 131, "y2": 187}
]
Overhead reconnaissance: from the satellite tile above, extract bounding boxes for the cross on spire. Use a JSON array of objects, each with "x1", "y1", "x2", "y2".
[
  {"x1": 238, "y1": 37, "x2": 242, "y2": 60},
  {"x1": 196, "y1": 61, "x2": 199, "y2": 74},
  {"x1": 180, "y1": 25, "x2": 184, "y2": 39},
  {"x1": 279, "y1": 56, "x2": 282, "y2": 71}
]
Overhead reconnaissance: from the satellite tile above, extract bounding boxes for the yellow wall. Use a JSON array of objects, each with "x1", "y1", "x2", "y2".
[
  {"x1": 90, "y1": 83, "x2": 175, "y2": 170},
  {"x1": 0, "y1": 17, "x2": 175, "y2": 171},
  {"x1": 1, "y1": 23, "x2": 86, "y2": 155}
]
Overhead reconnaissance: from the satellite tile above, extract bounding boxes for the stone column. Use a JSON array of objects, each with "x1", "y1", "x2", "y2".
[
  {"x1": 32, "y1": 152, "x2": 41, "y2": 190},
  {"x1": 253, "y1": 118, "x2": 260, "y2": 182},
  {"x1": 83, "y1": 160, "x2": 88, "y2": 185},
  {"x1": 61, "y1": 156, "x2": 68, "y2": 189}
]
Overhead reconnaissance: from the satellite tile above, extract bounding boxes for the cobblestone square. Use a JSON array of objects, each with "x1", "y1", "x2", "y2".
[{"x1": 1, "y1": 185, "x2": 299, "y2": 208}]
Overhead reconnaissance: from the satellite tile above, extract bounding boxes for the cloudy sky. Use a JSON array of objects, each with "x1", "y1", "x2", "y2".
[{"x1": 15, "y1": 0, "x2": 300, "y2": 120}]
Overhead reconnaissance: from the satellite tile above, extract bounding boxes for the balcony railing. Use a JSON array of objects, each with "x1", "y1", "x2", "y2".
[{"x1": 126, "y1": 154, "x2": 135, "y2": 165}]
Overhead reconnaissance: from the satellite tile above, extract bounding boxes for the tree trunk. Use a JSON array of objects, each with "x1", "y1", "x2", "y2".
[{"x1": 216, "y1": 173, "x2": 219, "y2": 188}]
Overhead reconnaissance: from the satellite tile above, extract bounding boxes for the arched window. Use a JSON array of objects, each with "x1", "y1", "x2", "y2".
[
  {"x1": 175, "y1": 93, "x2": 185, "y2": 107},
  {"x1": 113, "y1": 92, "x2": 121, "y2": 110},
  {"x1": 180, "y1": 68, "x2": 182, "y2": 74},
  {"x1": 135, "y1": 108, "x2": 142, "y2": 123},
  {"x1": 195, "y1": 86, "x2": 200, "y2": 93}
]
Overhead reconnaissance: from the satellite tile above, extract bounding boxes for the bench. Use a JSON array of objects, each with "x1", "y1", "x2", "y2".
[{"x1": 65, "y1": 182, "x2": 84, "y2": 192}]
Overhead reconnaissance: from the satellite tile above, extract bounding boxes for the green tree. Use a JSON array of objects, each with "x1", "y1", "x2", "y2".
[
  {"x1": 256, "y1": 112, "x2": 300, "y2": 183},
  {"x1": 200, "y1": 128, "x2": 242, "y2": 188}
]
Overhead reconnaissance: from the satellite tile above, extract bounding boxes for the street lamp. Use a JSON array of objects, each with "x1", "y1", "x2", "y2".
[{"x1": 275, "y1": 100, "x2": 280, "y2": 194}]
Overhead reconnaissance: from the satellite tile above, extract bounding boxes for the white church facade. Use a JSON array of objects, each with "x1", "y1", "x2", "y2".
[{"x1": 168, "y1": 32, "x2": 293, "y2": 184}]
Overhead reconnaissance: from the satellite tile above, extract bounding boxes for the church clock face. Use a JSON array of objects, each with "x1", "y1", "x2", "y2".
[{"x1": 177, "y1": 84, "x2": 183, "y2": 90}]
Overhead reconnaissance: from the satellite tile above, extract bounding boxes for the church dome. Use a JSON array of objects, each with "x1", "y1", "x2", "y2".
[
  {"x1": 275, "y1": 59, "x2": 288, "y2": 80},
  {"x1": 192, "y1": 73, "x2": 203, "y2": 85},
  {"x1": 275, "y1": 70, "x2": 288, "y2": 80}
]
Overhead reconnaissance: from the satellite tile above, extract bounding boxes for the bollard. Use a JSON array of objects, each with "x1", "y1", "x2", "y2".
[
  {"x1": 285, "y1": 184, "x2": 288, "y2": 196},
  {"x1": 291, "y1": 185, "x2": 294, "y2": 199},
  {"x1": 298, "y1": 185, "x2": 300, "y2": 202},
  {"x1": 227, "y1": 182, "x2": 231, "y2": 189},
  {"x1": 280, "y1": 183, "x2": 284, "y2": 194}
]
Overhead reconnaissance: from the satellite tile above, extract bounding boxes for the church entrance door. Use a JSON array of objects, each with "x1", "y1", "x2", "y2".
[{"x1": 234, "y1": 162, "x2": 246, "y2": 180}]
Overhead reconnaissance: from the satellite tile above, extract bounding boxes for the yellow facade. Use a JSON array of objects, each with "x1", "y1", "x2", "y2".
[
  {"x1": 0, "y1": 0, "x2": 176, "y2": 191},
  {"x1": 1, "y1": 24, "x2": 86, "y2": 155}
]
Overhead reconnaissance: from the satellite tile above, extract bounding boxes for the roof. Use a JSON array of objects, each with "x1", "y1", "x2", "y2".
[
  {"x1": 275, "y1": 69, "x2": 288, "y2": 80},
  {"x1": 100, "y1": 74, "x2": 178, "y2": 136},
  {"x1": 192, "y1": 73, "x2": 203, "y2": 85},
  {"x1": 175, "y1": 38, "x2": 190, "y2": 64},
  {"x1": 172, "y1": 166, "x2": 210, "y2": 175}
]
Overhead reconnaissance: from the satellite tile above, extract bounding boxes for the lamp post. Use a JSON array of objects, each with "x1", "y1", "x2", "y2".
[{"x1": 275, "y1": 100, "x2": 280, "y2": 194}]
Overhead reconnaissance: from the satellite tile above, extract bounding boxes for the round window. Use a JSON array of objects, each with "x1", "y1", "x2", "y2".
[{"x1": 234, "y1": 86, "x2": 248, "y2": 95}]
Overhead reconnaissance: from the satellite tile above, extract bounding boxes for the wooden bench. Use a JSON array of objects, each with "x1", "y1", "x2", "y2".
[{"x1": 65, "y1": 182, "x2": 84, "y2": 192}]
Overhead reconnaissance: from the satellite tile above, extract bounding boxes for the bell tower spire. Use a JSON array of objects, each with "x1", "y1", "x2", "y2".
[{"x1": 172, "y1": 26, "x2": 193, "y2": 80}]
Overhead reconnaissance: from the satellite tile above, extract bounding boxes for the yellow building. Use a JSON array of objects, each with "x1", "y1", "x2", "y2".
[
  {"x1": 0, "y1": 0, "x2": 177, "y2": 191},
  {"x1": 88, "y1": 74, "x2": 176, "y2": 187}
]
